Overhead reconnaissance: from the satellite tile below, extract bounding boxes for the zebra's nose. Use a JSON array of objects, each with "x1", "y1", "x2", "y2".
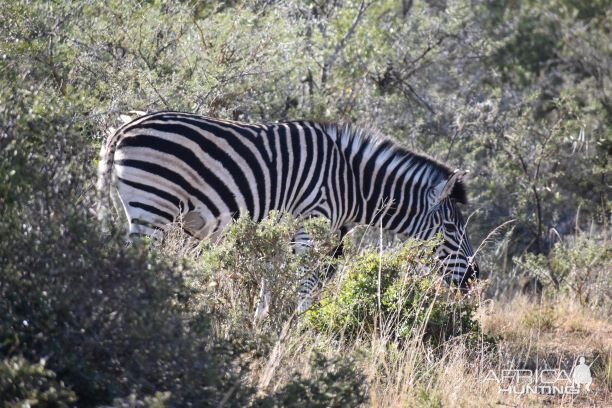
[{"x1": 465, "y1": 261, "x2": 480, "y2": 282}]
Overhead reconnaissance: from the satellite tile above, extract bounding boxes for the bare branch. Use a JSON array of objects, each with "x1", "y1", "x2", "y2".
[{"x1": 321, "y1": 0, "x2": 370, "y2": 84}]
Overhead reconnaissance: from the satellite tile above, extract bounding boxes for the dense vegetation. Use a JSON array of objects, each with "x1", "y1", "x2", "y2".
[{"x1": 1, "y1": 0, "x2": 609, "y2": 406}]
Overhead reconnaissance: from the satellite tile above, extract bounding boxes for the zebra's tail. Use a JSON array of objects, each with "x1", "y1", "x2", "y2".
[
  {"x1": 96, "y1": 111, "x2": 147, "y2": 224},
  {"x1": 96, "y1": 124, "x2": 121, "y2": 224}
]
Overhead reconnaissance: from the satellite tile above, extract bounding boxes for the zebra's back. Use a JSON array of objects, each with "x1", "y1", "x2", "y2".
[{"x1": 99, "y1": 111, "x2": 334, "y2": 239}]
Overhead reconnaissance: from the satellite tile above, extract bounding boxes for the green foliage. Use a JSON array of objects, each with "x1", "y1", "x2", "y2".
[
  {"x1": 187, "y1": 214, "x2": 341, "y2": 333},
  {"x1": 0, "y1": 181, "x2": 364, "y2": 407},
  {"x1": 515, "y1": 232, "x2": 611, "y2": 307},
  {"x1": 0, "y1": 356, "x2": 77, "y2": 407},
  {"x1": 0, "y1": 200, "x2": 255, "y2": 406},
  {"x1": 306, "y1": 238, "x2": 480, "y2": 344},
  {"x1": 192, "y1": 212, "x2": 301, "y2": 331},
  {"x1": 257, "y1": 352, "x2": 367, "y2": 408}
]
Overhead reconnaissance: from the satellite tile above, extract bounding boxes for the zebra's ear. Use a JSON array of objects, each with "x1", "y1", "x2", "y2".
[{"x1": 434, "y1": 170, "x2": 468, "y2": 203}]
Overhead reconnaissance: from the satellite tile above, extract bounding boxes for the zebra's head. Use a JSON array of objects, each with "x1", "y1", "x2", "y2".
[{"x1": 428, "y1": 169, "x2": 479, "y2": 288}]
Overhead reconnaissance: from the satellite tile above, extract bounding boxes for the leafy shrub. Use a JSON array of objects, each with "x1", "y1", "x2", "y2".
[
  {"x1": 186, "y1": 213, "x2": 300, "y2": 333},
  {"x1": 305, "y1": 238, "x2": 480, "y2": 345},
  {"x1": 0, "y1": 356, "x2": 77, "y2": 407},
  {"x1": 257, "y1": 352, "x2": 367, "y2": 408},
  {"x1": 0, "y1": 201, "x2": 258, "y2": 407},
  {"x1": 514, "y1": 232, "x2": 611, "y2": 307},
  {"x1": 0, "y1": 204, "x2": 370, "y2": 406},
  {"x1": 548, "y1": 233, "x2": 611, "y2": 307},
  {"x1": 186, "y1": 213, "x2": 340, "y2": 333}
]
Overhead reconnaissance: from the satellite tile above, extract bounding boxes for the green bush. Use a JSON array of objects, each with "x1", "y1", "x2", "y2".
[
  {"x1": 257, "y1": 352, "x2": 367, "y2": 408},
  {"x1": 515, "y1": 232, "x2": 611, "y2": 307},
  {"x1": 0, "y1": 202, "x2": 257, "y2": 406},
  {"x1": 0, "y1": 195, "x2": 368, "y2": 407},
  {"x1": 0, "y1": 356, "x2": 77, "y2": 407},
  {"x1": 305, "y1": 238, "x2": 480, "y2": 345},
  {"x1": 185, "y1": 213, "x2": 340, "y2": 333},
  {"x1": 193, "y1": 212, "x2": 301, "y2": 330}
]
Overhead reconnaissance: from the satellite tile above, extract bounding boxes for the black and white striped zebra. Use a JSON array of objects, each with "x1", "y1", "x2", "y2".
[{"x1": 98, "y1": 111, "x2": 479, "y2": 313}]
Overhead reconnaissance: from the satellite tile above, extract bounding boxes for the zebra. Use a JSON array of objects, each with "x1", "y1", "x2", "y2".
[{"x1": 97, "y1": 111, "x2": 480, "y2": 315}]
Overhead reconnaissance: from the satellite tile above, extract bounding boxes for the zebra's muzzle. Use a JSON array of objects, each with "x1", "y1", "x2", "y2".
[{"x1": 461, "y1": 262, "x2": 480, "y2": 288}]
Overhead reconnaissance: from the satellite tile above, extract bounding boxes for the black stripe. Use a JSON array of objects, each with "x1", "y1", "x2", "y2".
[
  {"x1": 363, "y1": 142, "x2": 389, "y2": 200},
  {"x1": 118, "y1": 176, "x2": 182, "y2": 209},
  {"x1": 116, "y1": 159, "x2": 220, "y2": 217},
  {"x1": 130, "y1": 218, "x2": 163, "y2": 229},
  {"x1": 442, "y1": 261, "x2": 467, "y2": 269},
  {"x1": 290, "y1": 123, "x2": 312, "y2": 210},
  {"x1": 134, "y1": 120, "x2": 256, "y2": 215},
  {"x1": 337, "y1": 134, "x2": 355, "y2": 220},
  {"x1": 328, "y1": 139, "x2": 340, "y2": 220},
  {"x1": 381, "y1": 155, "x2": 415, "y2": 228},
  {"x1": 388, "y1": 163, "x2": 417, "y2": 231},
  {"x1": 129, "y1": 201, "x2": 175, "y2": 222},
  {"x1": 265, "y1": 128, "x2": 278, "y2": 216},
  {"x1": 412, "y1": 178, "x2": 433, "y2": 234},
  {"x1": 442, "y1": 241, "x2": 459, "y2": 252},
  {"x1": 302, "y1": 126, "x2": 325, "y2": 209},
  {"x1": 277, "y1": 125, "x2": 290, "y2": 211},
  {"x1": 285, "y1": 123, "x2": 301, "y2": 211}
]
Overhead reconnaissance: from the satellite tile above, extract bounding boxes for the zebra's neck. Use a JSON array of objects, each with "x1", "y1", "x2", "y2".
[{"x1": 329, "y1": 124, "x2": 452, "y2": 235}]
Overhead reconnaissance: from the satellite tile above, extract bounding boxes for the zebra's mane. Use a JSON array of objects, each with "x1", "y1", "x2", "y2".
[{"x1": 326, "y1": 123, "x2": 468, "y2": 204}]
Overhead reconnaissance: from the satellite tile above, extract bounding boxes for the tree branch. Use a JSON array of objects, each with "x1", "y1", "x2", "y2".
[{"x1": 321, "y1": 0, "x2": 370, "y2": 84}]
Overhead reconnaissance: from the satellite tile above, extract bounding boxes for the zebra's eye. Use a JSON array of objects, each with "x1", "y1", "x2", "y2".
[{"x1": 444, "y1": 223, "x2": 457, "y2": 233}]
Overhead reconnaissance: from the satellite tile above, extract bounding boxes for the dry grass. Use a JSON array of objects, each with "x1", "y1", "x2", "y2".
[
  {"x1": 229, "y1": 293, "x2": 609, "y2": 407},
  {"x1": 478, "y1": 295, "x2": 611, "y2": 407},
  {"x1": 481, "y1": 296, "x2": 611, "y2": 359},
  {"x1": 242, "y1": 293, "x2": 611, "y2": 407}
]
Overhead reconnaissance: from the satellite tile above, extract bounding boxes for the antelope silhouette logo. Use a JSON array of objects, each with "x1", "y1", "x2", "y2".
[{"x1": 571, "y1": 357, "x2": 593, "y2": 392}]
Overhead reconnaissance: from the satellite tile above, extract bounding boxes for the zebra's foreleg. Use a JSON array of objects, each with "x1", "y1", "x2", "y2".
[
  {"x1": 296, "y1": 226, "x2": 348, "y2": 314},
  {"x1": 294, "y1": 226, "x2": 316, "y2": 314},
  {"x1": 253, "y1": 226, "x2": 313, "y2": 322},
  {"x1": 253, "y1": 276, "x2": 270, "y2": 323},
  {"x1": 253, "y1": 225, "x2": 316, "y2": 321},
  {"x1": 253, "y1": 225, "x2": 348, "y2": 320}
]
